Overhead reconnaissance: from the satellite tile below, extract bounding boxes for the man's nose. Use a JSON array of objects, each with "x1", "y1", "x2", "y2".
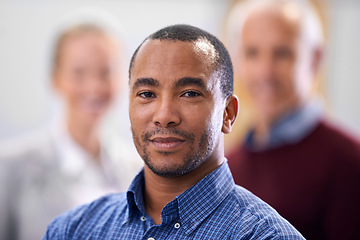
[
  {"x1": 256, "y1": 55, "x2": 276, "y2": 81},
  {"x1": 152, "y1": 97, "x2": 181, "y2": 128}
]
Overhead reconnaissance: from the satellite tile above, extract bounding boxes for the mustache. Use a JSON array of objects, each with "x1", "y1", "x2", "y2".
[{"x1": 142, "y1": 128, "x2": 195, "y2": 142}]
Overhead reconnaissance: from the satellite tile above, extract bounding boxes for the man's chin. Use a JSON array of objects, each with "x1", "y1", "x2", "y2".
[{"x1": 145, "y1": 161, "x2": 192, "y2": 178}]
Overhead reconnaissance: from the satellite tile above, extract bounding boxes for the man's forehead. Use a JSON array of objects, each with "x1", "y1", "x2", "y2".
[
  {"x1": 136, "y1": 39, "x2": 216, "y2": 64},
  {"x1": 242, "y1": 3, "x2": 301, "y2": 37},
  {"x1": 130, "y1": 39, "x2": 220, "y2": 92},
  {"x1": 239, "y1": 9, "x2": 302, "y2": 50},
  {"x1": 131, "y1": 39, "x2": 216, "y2": 78}
]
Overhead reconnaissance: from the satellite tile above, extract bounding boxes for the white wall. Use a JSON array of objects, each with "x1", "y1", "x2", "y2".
[
  {"x1": 327, "y1": 0, "x2": 360, "y2": 135},
  {"x1": 0, "y1": 0, "x2": 359, "y2": 140},
  {"x1": 0, "y1": 0, "x2": 230, "y2": 139}
]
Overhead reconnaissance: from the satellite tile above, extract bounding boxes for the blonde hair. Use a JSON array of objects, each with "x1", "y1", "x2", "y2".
[{"x1": 50, "y1": 7, "x2": 124, "y2": 75}]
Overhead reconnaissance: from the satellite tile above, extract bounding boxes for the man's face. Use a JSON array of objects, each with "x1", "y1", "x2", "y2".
[
  {"x1": 129, "y1": 39, "x2": 225, "y2": 177},
  {"x1": 54, "y1": 32, "x2": 121, "y2": 124},
  {"x1": 238, "y1": 9, "x2": 313, "y2": 121}
]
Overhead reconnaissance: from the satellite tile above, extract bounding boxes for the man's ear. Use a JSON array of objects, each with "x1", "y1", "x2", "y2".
[{"x1": 222, "y1": 95, "x2": 239, "y2": 134}]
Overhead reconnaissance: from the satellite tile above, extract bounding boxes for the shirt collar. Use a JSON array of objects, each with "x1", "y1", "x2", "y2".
[
  {"x1": 176, "y1": 161, "x2": 234, "y2": 235},
  {"x1": 125, "y1": 161, "x2": 235, "y2": 235},
  {"x1": 245, "y1": 100, "x2": 323, "y2": 151},
  {"x1": 125, "y1": 169, "x2": 147, "y2": 222}
]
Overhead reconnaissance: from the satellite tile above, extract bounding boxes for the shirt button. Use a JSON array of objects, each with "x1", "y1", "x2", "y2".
[
  {"x1": 140, "y1": 216, "x2": 146, "y2": 221},
  {"x1": 174, "y1": 222, "x2": 181, "y2": 229},
  {"x1": 148, "y1": 238, "x2": 155, "y2": 240}
]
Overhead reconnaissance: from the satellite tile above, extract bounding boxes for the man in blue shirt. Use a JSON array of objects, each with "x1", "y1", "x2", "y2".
[{"x1": 43, "y1": 24, "x2": 304, "y2": 239}]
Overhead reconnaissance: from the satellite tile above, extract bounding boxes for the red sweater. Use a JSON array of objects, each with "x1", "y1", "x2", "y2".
[{"x1": 227, "y1": 120, "x2": 360, "y2": 240}]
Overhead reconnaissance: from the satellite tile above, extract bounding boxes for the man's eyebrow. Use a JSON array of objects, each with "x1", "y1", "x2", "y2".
[
  {"x1": 133, "y1": 78, "x2": 159, "y2": 89},
  {"x1": 175, "y1": 77, "x2": 207, "y2": 91}
]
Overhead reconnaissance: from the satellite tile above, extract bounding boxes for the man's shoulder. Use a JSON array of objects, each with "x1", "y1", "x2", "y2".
[
  {"x1": 317, "y1": 120, "x2": 360, "y2": 144},
  {"x1": 55, "y1": 192, "x2": 127, "y2": 222},
  {"x1": 315, "y1": 120, "x2": 360, "y2": 158},
  {"x1": 228, "y1": 119, "x2": 360, "y2": 158},
  {"x1": 221, "y1": 185, "x2": 304, "y2": 239},
  {"x1": 73, "y1": 192, "x2": 128, "y2": 217},
  {"x1": 43, "y1": 192, "x2": 127, "y2": 239},
  {"x1": 226, "y1": 185, "x2": 282, "y2": 219}
]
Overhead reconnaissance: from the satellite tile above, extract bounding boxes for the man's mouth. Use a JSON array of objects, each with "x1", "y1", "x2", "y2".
[{"x1": 149, "y1": 137, "x2": 185, "y2": 150}]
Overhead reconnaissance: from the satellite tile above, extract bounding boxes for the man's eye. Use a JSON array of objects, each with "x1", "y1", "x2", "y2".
[
  {"x1": 182, "y1": 91, "x2": 201, "y2": 98},
  {"x1": 244, "y1": 48, "x2": 258, "y2": 59},
  {"x1": 138, "y1": 91, "x2": 156, "y2": 98},
  {"x1": 275, "y1": 48, "x2": 293, "y2": 59}
]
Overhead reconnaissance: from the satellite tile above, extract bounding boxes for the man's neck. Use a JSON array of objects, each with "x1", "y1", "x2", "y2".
[
  {"x1": 143, "y1": 156, "x2": 224, "y2": 225},
  {"x1": 253, "y1": 120, "x2": 271, "y2": 148},
  {"x1": 253, "y1": 100, "x2": 305, "y2": 146}
]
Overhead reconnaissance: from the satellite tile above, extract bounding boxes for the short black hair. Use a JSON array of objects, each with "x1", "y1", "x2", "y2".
[{"x1": 129, "y1": 24, "x2": 233, "y2": 98}]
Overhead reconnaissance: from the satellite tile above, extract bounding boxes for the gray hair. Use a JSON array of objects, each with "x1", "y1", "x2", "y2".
[{"x1": 226, "y1": 0, "x2": 324, "y2": 54}]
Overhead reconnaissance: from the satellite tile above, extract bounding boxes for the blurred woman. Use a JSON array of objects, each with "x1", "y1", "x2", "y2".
[{"x1": 0, "y1": 19, "x2": 141, "y2": 240}]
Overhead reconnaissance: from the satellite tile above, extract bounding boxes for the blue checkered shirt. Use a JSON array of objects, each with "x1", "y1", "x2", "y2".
[{"x1": 43, "y1": 162, "x2": 304, "y2": 239}]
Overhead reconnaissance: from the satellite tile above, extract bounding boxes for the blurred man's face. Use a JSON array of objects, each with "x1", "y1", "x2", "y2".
[
  {"x1": 129, "y1": 39, "x2": 225, "y2": 177},
  {"x1": 54, "y1": 32, "x2": 120, "y2": 124},
  {"x1": 238, "y1": 8, "x2": 313, "y2": 122}
]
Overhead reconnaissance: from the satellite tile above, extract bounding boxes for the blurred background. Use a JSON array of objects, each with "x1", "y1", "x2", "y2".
[{"x1": 0, "y1": 0, "x2": 359, "y2": 152}]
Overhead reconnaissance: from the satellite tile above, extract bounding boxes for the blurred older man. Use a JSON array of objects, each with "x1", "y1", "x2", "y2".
[{"x1": 226, "y1": 0, "x2": 360, "y2": 239}]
